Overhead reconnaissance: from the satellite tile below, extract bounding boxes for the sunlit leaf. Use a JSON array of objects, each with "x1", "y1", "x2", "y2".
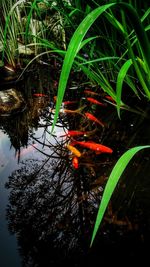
[
  {"x1": 116, "y1": 59, "x2": 133, "y2": 118},
  {"x1": 90, "y1": 145, "x2": 150, "y2": 247},
  {"x1": 51, "y1": 3, "x2": 115, "y2": 131}
]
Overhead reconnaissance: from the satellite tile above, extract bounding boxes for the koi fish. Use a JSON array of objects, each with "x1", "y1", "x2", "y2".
[
  {"x1": 33, "y1": 93, "x2": 48, "y2": 97},
  {"x1": 53, "y1": 96, "x2": 57, "y2": 102},
  {"x1": 84, "y1": 112, "x2": 105, "y2": 127},
  {"x1": 86, "y1": 97, "x2": 106, "y2": 106},
  {"x1": 73, "y1": 141, "x2": 113, "y2": 153},
  {"x1": 63, "y1": 100, "x2": 77, "y2": 105},
  {"x1": 84, "y1": 90, "x2": 99, "y2": 96},
  {"x1": 66, "y1": 144, "x2": 81, "y2": 157},
  {"x1": 62, "y1": 105, "x2": 86, "y2": 114},
  {"x1": 72, "y1": 156, "x2": 79, "y2": 169},
  {"x1": 60, "y1": 130, "x2": 86, "y2": 137},
  {"x1": 63, "y1": 109, "x2": 79, "y2": 114},
  {"x1": 105, "y1": 95, "x2": 116, "y2": 103}
]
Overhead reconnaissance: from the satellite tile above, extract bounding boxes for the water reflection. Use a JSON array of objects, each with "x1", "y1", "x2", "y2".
[
  {"x1": 1, "y1": 66, "x2": 150, "y2": 266},
  {"x1": 4, "y1": 127, "x2": 104, "y2": 266},
  {"x1": 0, "y1": 94, "x2": 112, "y2": 266}
]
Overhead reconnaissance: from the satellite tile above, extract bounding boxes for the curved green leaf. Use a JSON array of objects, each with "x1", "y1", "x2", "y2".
[
  {"x1": 90, "y1": 145, "x2": 150, "y2": 247},
  {"x1": 51, "y1": 3, "x2": 115, "y2": 131},
  {"x1": 116, "y1": 59, "x2": 133, "y2": 118}
]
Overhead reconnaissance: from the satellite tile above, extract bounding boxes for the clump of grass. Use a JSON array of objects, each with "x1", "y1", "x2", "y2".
[
  {"x1": 52, "y1": 2, "x2": 150, "y2": 130},
  {"x1": 49, "y1": 1, "x2": 150, "y2": 246}
]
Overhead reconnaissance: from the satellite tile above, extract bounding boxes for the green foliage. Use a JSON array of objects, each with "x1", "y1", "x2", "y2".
[
  {"x1": 0, "y1": 0, "x2": 150, "y2": 251},
  {"x1": 1, "y1": 0, "x2": 66, "y2": 67},
  {"x1": 52, "y1": 2, "x2": 150, "y2": 131},
  {"x1": 52, "y1": 3, "x2": 116, "y2": 131},
  {"x1": 0, "y1": 0, "x2": 25, "y2": 67}
]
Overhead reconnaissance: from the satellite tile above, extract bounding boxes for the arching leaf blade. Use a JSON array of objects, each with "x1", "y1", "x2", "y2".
[
  {"x1": 51, "y1": 3, "x2": 115, "y2": 131},
  {"x1": 90, "y1": 145, "x2": 150, "y2": 247}
]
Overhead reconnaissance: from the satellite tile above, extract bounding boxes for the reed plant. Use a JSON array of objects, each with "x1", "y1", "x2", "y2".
[
  {"x1": 1, "y1": 0, "x2": 66, "y2": 68},
  {"x1": 50, "y1": 1, "x2": 150, "y2": 245},
  {"x1": 52, "y1": 1, "x2": 150, "y2": 128},
  {"x1": 1, "y1": 0, "x2": 150, "y2": 247},
  {"x1": 0, "y1": 0, "x2": 24, "y2": 68}
]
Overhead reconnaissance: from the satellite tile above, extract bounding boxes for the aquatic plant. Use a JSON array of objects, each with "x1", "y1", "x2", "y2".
[
  {"x1": 1, "y1": 0, "x2": 67, "y2": 69},
  {"x1": 52, "y1": 1, "x2": 150, "y2": 129},
  {"x1": 48, "y1": 1, "x2": 150, "y2": 246},
  {"x1": 0, "y1": 0, "x2": 24, "y2": 68}
]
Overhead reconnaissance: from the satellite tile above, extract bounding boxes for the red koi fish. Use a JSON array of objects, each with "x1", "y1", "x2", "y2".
[
  {"x1": 72, "y1": 156, "x2": 79, "y2": 169},
  {"x1": 63, "y1": 101, "x2": 77, "y2": 105},
  {"x1": 60, "y1": 130, "x2": 86, "y2": 137},
  {"x1": 73, "y1": 141, "x2": 113, "y2": 154},
  {"x1": 33, "y1": 93, "x2": 48, "y2": 97},
  {"x1": 86, "y1": 97, "x2": 106, "y2": 107},
  {"x1": 66, "y1": 144, "x2": 81, "y2": 157},
  {"x1": 105, "y1": 95, "x2": 116, "y2": 103},
  {"x1": 84, "y1": 90, "x2": 99, "y2": 96},
  {"x1": 85, "y1": 112, "x2": 105, "y2": 127}
]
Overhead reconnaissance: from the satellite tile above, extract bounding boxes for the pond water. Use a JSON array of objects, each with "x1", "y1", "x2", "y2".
[
  {"x1": 1, "y1": 65, "x2": 150, "y2": 266},
  {"x1": 0, "y1": 132, "x2": 21, "y2": 267},
  {"x1": 0, "y1": 112, "x2": 69, "y2": 266}
]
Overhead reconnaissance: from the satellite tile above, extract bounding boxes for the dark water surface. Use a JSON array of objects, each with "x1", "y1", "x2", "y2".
[
  {"x1": 1, "y1": 66, "x2": 150, "y2": 266},
  {"x1": 0, "y1": 132, "x2": 21, "y2": 267},
  {"x1": 0, "y1": 115, "x2": 69, "y2": 266}
]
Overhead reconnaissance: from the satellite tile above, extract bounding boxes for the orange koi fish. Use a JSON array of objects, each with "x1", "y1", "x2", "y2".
[
  {"x1": 33, "y1": 93, "x2": 48, "y2": 97},
  {"x1": 60, "y1": 130, "x2": 86, "y2": 137},
  {"x1": 73, "y1": 141, "x2": 113, "y2": 154},
  {"x1": 84, "y1": 90, "x2": 99, "y2": 96},
  {"x1": 86, "y1": 97, "x2": 106, "y2": 106},
  {"x1": 63, "y1": 109, "x2": 79, "y2": 114},
  {"x1": 72, "y1": 156, "x2": 79, "y2": 169},
  {"x1": 63, "y1": 105, "x2": 86, "y2": 114},
  {"x1": 84, "y1": 112, "x2": 105, "y2": 127},
  {"x1": 53, "y1": 96, "x2": 57, "y2": 102},
  {"x1": 66, "y1": 144, "x2": 81, "y2": 157}
]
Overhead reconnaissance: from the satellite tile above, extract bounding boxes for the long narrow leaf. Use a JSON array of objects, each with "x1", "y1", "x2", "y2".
[
  {"x1": 116, "y1": 59, "x2": 133, "y2": 118},
  {"x1": 118, "y1": 3, "x2": 150, "y2": 80},
  {"x1": 2, "y1": 0, "x2": 26, "y2": 62},
  {"x1": 51, "y1": 3, "x2": 115, "y2": 131},
  {"x1": 90, "y1": 145, "x2": 150, "y2": 247}
]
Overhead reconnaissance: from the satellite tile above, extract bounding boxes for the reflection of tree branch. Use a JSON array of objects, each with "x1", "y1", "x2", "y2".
[{"x1": 31, "y1": 132, "x2": 69, "y2": 158}]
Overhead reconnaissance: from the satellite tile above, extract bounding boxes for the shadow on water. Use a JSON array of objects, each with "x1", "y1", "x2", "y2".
[{"x1": 1, "y1": 64, "x2": 150, "y2": 266}]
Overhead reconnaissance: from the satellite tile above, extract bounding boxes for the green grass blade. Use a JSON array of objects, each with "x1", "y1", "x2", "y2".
[
  {"x1": 90, "y1": 145, "x2": 150, "y2": 247},
  {"x1": 79, "y1": 56, "x2": 120, "y2": 65},
  {"x1": 118, "y1": 3, "x2": 150, "y2": 78},
  {"x1": 25, "y1": 0, "x2": 38, "y2": 43},
  {"x1": 51, "y1": 3, "x2": 115, "y2": 131},
  {"x1": 137, "y1": 56, "x2": 148, "y2": 74},
  {"x1": 2, "y1": 0, "x2": 26, "y2": 62},
  {"x1": 104, "y1": 11, "x2": 125, "y2": 34},
  {"x1": 78, "y1": 36, "x2": 99, "y2": 51},
  {"x1": 79, "y1": 64, "x2": 116, "y2": 99},
  {"x1": 116, "y1": 59, "x2": 133, "y2": 118}
]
